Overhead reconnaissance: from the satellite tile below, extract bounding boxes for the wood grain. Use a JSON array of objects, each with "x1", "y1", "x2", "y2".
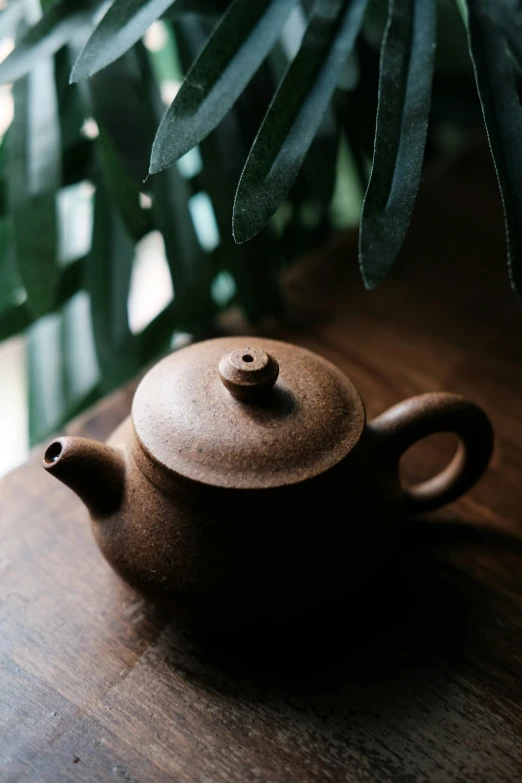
[{"x1": 1, "y1": 146, "x2": 522, "y2": 782}]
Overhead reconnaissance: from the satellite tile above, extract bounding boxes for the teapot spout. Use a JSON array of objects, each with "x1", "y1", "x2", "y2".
[{"x1": 43, "y1": 436, "x2": 125, "y2": 519}]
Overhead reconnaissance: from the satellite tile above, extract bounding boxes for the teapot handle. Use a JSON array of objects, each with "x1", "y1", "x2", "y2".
[{"x1": 368, "y1": 393, "x2": 494, "y2": 513}]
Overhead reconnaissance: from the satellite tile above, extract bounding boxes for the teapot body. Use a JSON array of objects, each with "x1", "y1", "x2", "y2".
[
  {"x1": 93, "y1": 419, "x2": 401, "y2": 627},
  {"x1": 43, "y1": 337, "x2": 494, "y2": 629}
]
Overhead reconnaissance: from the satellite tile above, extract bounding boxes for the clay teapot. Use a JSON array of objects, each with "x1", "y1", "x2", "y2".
[{"x1": 43, "y1": 337, "x2": 493, "y2": 627}]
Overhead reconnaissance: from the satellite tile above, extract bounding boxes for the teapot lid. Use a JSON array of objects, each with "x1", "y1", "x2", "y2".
[{"x1": 132, "y1": 337, "x2": 365, "y2": 490}]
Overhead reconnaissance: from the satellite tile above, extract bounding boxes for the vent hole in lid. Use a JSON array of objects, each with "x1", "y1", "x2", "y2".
[{"x1": 242, "y1": 354, "x2": 254, "y2": 363}]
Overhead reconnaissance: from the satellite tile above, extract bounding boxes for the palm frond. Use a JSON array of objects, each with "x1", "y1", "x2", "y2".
[
  {"x1": 359, "y1": 0, "x2": 436, "y2": 289},
  {"x1": 2, "y1": 0, "x2": 522, "y2": 441}
]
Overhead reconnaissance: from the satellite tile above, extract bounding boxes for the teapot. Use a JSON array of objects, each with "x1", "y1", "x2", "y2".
[{"x1": 43, "y1": 337, "x2": 493, "y2": 627}]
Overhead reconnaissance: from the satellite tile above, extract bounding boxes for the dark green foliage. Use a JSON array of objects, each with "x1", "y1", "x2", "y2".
[
  {"x1": 87, "y1": 181, "x2": 141, "y2": 387},
  {"x1": 1, "y1": 0, "x2": 522, "y2": 441},
  {"x1": 8, "y1": 21, "x2": 61, "y2": 317},
  {"x1": 233, "y1": 0, "x2": 368, "y2": 243},
  {"x1": 0, "y1": 0, "x2": 95, "y2": 84},
  {"x1": 481, "y1": 0, "x2": 522, "y2": 73},
  {"x1": 150, "y1": 0, "x2": 298, "y2": 173},
  {"x1": 359, "y1": 0, "x2": 436, "y2": 289},
  {"x1": 71, "y1": 0, "x2": 178, "y2": 82},
  {"x1": 465, "y1": 0, "x2": 522, "y2": 303}
]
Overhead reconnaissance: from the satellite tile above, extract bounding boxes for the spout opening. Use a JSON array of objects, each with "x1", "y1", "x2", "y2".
[
  {"x1": 44, "y1": 441, "x2": 63, "y2": 465},
  {"x1": 42, "y1": 436, "x2": 125, "y2": 517}
]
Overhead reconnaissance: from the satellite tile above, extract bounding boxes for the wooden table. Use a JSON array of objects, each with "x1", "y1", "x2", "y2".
[{"x1": 2, "y1": 148, "x2": 522, "y2": 782}]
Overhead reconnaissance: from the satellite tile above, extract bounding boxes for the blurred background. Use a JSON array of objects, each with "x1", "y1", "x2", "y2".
[{"x1": 0, "y1": 0, "x2": 510, "y2": 475}]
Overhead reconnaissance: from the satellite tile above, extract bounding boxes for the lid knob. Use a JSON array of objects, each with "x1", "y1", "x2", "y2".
[{"x1": 219, "y1": 347, "x2": 279, "y2": 402}]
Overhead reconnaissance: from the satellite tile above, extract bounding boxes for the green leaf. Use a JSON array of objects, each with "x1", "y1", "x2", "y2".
[
  {"x1": 63, "y1": 138, "x2": 95, "y2": 187},
  {"x1": 337, "y1": 37, "x2": 380, "y2": 165},
  {"x1": 465, "y1": 0, "x2": 522, "y2": 302},
  {"x1": 0, "y1": 131, "x2": 8, "y2": 218},
  {"x1": 136, "y1": 42, "x2": 215, "y2": 331},
  {"x1": 480, "y1": 1, "x2": 522, "y2": 73},
  {"x1": 300, "y1": 106, "x2": 341, "y2": 211},
  {"x1": 71, "y1": 0, "x2": 178, "y2": 82},
  {"x1": 233, "y1": 0, "x2": 368, "y2": 244},
  {"x1": 0, "y1": 217, "x2": 23, "y2": 314},
  {"x1": 86, "y1": 50, "x2": 154, "y2": 238},
  {"x1": 152, "y1": 150, "x2": 215, "y2": 333},
  {"x1": 87, "y1": 181, "x2": 140, "y2": 387},
  {"x1": 56, "y1": 255, "x2": 86, "y2": 302},
  {"x1": 97, "y1": 126, "x2": 152, "y2": 241},
  {"x1": 0, "y1": 2, "x2": 25, "y2": 40},
  {"x1": 165, "y1": 0, "x2": 232, "y2": 15},
  {"x1": 8, "y1": 21, "x2": 62, "y2": 317},
  {"x1": 27, "y1": 310, "x2": 67, "y2": 445},
  {"x1": 0, "y1": 303, "x2": 31, "y2": 343},
  {"x1": 150, "y1": 0, "x2": 298, "y2": 174},
  {"x1": 171, "y1": 15, "x2": 284, "y2": 321},
  {"x1": 358, "y1": 0, "x2": 436, "y2": 289},
  {"x1": 198, "y1": 121, "x2": 285, "y2": 322},
  {"x1": 89, "y1": 52, "x2": 156, "y2": 181},
  {"x1": 27, "y1": 293, "x2": 101, "y2": 445},
  {"x1": 54, "y1": 45, "x2": 87, "y2": 150},
  {"x1": 269, "y1": 33, "x2": 342, "y2": 214},
  {"x1": 0, "y1": 0, "x2": 94, "y2": 85},
  {"x1": 0, "y1": 256, "x2": 86, "y2": 342},
  {"x1": 137, "y1": 300, "x2": 178, "y2": 360}
]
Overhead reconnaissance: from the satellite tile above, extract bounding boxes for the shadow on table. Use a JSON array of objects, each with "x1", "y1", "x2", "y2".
[{"x1": 157, "y1": 515, "x2": 522, "y2": 706}]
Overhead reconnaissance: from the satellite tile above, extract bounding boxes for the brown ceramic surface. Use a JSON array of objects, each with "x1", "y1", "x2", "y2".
[
  {"x1": 42, "y1": 336, "x2": 494, "y2": 626},
  {"x1": 218, "y1": 345, "x2": 280, "y2": 401},
  {"x1": 132, "y1": 337, "x2": 366, "y2": 489}
]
